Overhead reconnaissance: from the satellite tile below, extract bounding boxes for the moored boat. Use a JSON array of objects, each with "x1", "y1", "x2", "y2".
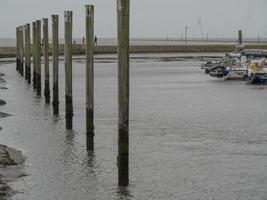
[
  {"x1": 209, "y1": 56, "x2": 247, "y2": 80},
  {"x1": 247, "y1": 58, "x2": 267, "y2": 84}
]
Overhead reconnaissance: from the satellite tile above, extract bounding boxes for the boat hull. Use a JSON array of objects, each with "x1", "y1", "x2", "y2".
[
  {"x1": 224, "y1": 69, "x2": 247, "y2": 80},
  {"x1": 247, "y1": 72, "x2": 267, "y2": 84}
]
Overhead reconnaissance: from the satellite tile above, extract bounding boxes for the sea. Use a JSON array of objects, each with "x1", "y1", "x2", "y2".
[{"x1": 0, "y1": 54, "x2": 266, "y2": 200}]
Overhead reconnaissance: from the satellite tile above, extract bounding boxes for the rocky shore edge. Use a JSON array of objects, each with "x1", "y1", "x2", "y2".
[
  {"x1": 0, "y1": 69, "x2": 25, "y2": 199},
  {"x1": 0, "y1": 145, "x2": 25, "y2": 198},
  {"x1": 0, "y1": 145, "x2": 25, "y2": 166}
]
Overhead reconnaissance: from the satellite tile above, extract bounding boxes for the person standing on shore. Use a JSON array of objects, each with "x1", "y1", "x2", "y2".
[
  {"x1": 94, "y1": 36, "x2": 97, "y2": 46},
  {"x1": 82, "y1": 36, "x2": 85, "y2": 44}
]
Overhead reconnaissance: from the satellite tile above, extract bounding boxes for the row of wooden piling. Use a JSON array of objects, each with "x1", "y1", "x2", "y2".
[
  {"x1": 16, "y1": 19, "x2": 55, "y2": 107},
  {"x1": 16, "y1": 1, "x2": 129, "y2": 186}
]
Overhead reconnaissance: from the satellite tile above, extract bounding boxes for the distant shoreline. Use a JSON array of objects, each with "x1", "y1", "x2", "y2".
[{"x1": 1, "y1": 44, "x2": 267, "y2": 59}]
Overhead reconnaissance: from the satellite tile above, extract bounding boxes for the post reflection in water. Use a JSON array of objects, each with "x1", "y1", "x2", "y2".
[
  {"x1": 65, "y1": 130, "x2": 75, "y2": 145},
  {"x1": 116, "y1": 186, "x2": 132, "y2": 200}
]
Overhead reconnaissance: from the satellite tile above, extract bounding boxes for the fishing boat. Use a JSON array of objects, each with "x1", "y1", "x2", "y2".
[
  {"x1": 208, "y1": 49, "x2": 267, "y2": 81},
  {"x1": 202, "y1": 54, "x2": 239, "y2": 75},
  {"x1": 209, "y1": 54, "x2": 247, "y2": 80}
]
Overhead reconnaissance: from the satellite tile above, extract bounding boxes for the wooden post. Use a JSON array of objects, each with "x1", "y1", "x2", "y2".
[
  {"x1": 32, "y1": 22, "x2": 37, "y2": 89},
  {"x1": 85, "y1": 5, "x2": 95, "y2": 151},
  {"x1": 238, "y1": 30, "x2": 243, "y2": 45},
  {"x1": 25, "y1": 23, "x2": 31, "y2": 84},
  {"x1": 23, "y1": 26, "x2": 26, "y2": 77},
  {"x1": 43, "y1": 18, "x2": 50, "y2": 103},
  {"x1": 18, "y1": 27, "x2": 21, "y2": 74},
  {"x1": 64, "y1": 11, "x2": 73, "y2": 130},
  {"x1": 20, "y1": 26, "x2": 24, "y2": 76},
  {"x1": 16, "y1": 27, "x2": 20, "y2": 72},
  {"x1": 117, "y1": 0, "x2": 130, "y2": 186},
  {"x1": 24, "y1": 25, "x2": 28, "y2": 80},
  {"x1": 36, "y1": 20, "x2": 41, "y2": 96},
  {"x1": 24, "y1": 25, "x2": 27, "y2": 80},
  {"x1": 52, "y1": 15, "x2": 59, "y2": 115}
]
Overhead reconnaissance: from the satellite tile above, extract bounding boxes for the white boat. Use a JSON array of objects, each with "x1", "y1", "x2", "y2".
[
  {"x1": 223, "y1": 55, "x2": 247, "y2": 80},
  {"x1": 209, "y1": 56, "x2": 247, "y2": 80},
  {"x1": 204, "y1": 48, "x2": 267, "y2": 81},
  {"x1": 247, "y1": 58, "x2": 267, "y2": 84},
  {"x1": 202, "y1": 53, "x2": 240, "y2": 74}
]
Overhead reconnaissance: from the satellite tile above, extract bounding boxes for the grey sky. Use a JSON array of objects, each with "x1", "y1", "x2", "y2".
[{"x1": 0, "y1": 0, "x2": 267, "y2": 38}]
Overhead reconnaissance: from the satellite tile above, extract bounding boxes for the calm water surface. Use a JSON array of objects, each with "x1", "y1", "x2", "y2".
[{"x1": 0, "y1": 55, "x2": 267, "y2": 200}]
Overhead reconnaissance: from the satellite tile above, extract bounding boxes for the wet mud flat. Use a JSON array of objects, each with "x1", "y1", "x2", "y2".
[
  {"x1": 0, "y1": 66, "x2": 25, "y2": 199},
  {"x1": 0, "y1": 56, "x2": 267, "y2": 199}
]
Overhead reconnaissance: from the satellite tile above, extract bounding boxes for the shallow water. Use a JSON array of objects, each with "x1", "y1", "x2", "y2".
[{"x1": 0, "y1": 55, "x2": 267, "y2": 200}]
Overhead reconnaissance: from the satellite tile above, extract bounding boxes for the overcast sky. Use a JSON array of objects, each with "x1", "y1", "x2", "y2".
[{"x1": 0, "y1": 0, "x2": 267, "y2": 38}]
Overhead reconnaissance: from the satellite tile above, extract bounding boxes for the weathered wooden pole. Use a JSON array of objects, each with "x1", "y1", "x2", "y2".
[
  {"x1": 23, "y1": 26, "x2": 26, "y2": 77},
  {"x1": 117, "y1": 0, "x2": 130, "y2": 186},
  {"x1": 19, "y1": 26, "x2": 24, "y2": 76},
  {"x1": 52, "y1": 15, "x2": 59, "y2": 115},
  {"x1": 25, "y1": 23, "x2": 31, "y2": 84},
  {"x1": 36, "y1": 20, "x2": 41, "y2": 96},
  {"x1": 85, "y1": 5, "x2": 95, "y2": 151},
  {"x1": 16, "y1": 27, "x2": 20, "y2": 72},
  {"x1": 18, "y1": 27, "x2": 21, "y2": 74},
  {"x1": 32, "y1": 22, "x2": 37, "y2": 89},
  {"x1": 64, "y1": 11, "x2": 73, "y2": 130},
  {"x1": 238, "y1": 30, "x2": 243, "y2": 45},
  {"x1": 22, "y1": 26, "x2": 25, "y2": 76},
  {"x1": 43, "y1": 18, "x2": 50, "y2": 103},
  {"x1": 24, "y1": 25, "x2": 28, "y2": 81}
]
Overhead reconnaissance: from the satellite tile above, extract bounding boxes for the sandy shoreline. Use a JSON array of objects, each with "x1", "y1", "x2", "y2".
[{"x1": 1, "y1": 44, "x2": 267, "y2": 59}]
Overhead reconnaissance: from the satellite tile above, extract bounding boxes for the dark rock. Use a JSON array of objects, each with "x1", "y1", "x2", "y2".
[
  {"x1": 0, "y1": 145, "x2": 25, "y2": 199},
  {"x1": 0, "y1": 78, "x2": 5, "y2": 83},
  {"x1": 0, "y1": 73, "x2": 5, "y2": 77},
  {"x1": 0, "y1": 145, "x2": 25, "y2": 166},
  {"x1": 4, "y1": 146, "x2": 25, "y2": 165},
  {"x1": 0, "y1": 179, "x2": 15, "y2": 199},
  {"x1": 0, "y1": 113, "x2": 10, "y2": 118},
  {"x1": 0, "y1": 100, "x2": 6, "y2": 106},
  {"x1": 0, "y1": 87, "x2": 7, "y2": 90},
  {"x1": 0, "y1": 146, "x2": 15, "y2": 166}
]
